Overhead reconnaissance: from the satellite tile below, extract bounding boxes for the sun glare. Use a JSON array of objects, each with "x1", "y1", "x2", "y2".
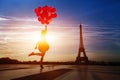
[
  {"x1": 46, "y1": 34, "x2": 55, "y2": 42},
  {"x1": 32, "y1": 32, "x2": 55, "y2": 43}
]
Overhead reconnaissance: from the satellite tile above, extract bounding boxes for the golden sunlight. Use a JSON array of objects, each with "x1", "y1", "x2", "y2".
[
  {"x1": 46, "y1": 33, "x2": 55, "y2": 42},
  {"x1": 32, "y1": 32, "x2": 56, "y2": 43}
]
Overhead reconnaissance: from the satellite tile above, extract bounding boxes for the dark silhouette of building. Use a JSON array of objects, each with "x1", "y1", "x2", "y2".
[{"x1": 75, "y1": 24, "x2": 88, "y2": 64}]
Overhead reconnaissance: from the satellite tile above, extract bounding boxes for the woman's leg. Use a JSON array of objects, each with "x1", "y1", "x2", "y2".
[
  {"x1": 40, "y1": 56, "x2": 44, "y2": 68},
  {"x1": 40, "y1": 52, "x2": 45, "y2": 69},
  {"x1": 28, "y1": 52, "x2": 43, "y2": 56},
  {"x1": 28, "y1": 52, "x2": 34, "y2": 56},
  {"x1": 34, "y1": 53, "x2": 43, "y2": 56}
]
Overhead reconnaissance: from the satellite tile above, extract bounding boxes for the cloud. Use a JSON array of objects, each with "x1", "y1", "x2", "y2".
[
  {"x1": 0, "y1": 16, "x2": 36, "y2": 22},
  {"x1": 0, "y1": 17, "x2": 9, "y2": 21}
]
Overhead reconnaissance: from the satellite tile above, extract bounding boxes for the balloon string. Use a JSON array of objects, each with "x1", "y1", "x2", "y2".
[{"x1": 45, "y1": 25, "x2": 47, "y2": 31}]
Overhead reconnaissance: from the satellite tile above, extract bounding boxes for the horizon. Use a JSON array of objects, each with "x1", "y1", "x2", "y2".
[
  {"x1": 1, "y1": 57, "x2": 120, "y2": 63},
  {"x1": 0, "y1": 0, "x2": 120, "y2": 62}
]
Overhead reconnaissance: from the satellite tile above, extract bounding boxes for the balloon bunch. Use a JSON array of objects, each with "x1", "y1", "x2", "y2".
[{"x1": 34, "y1": 5, "x2": 57, "y2": 25}]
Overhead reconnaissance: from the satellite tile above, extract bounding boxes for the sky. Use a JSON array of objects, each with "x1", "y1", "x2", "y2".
[{"x1": 0, "y1": 0, "x2": 120, "y2": 62}]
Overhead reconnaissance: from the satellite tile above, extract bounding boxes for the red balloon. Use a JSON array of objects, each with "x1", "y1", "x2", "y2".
[
  {"x1": 38, "y1": 17, "x2": 42, "y2": 21},
  {"x1": 38, "y1": 7, "x2": 42, "y2": 12},
  {"x1": 43, "y1": 11, "x2": 47, "y2": 16},
  {"x1": 47, "y1": 7, "x2": 52, "y2": 11},
  {"x1": 43, "y1": 5, "x2": 49, "y2": 10},
  {"x1": 46, "y1": 21, "x2": 49, "y2": 24},
  {"x1": 46, "y1": 16, "x2": 51, "y2": 21},
  {"x1": 51, "y1": 8, "x2": 56, "y2": 12},
  {"x1": 38, "y1": 17, "x2": 44, "y2": 24},
  {"x1": 51, "y1": 13, "x2": 57, "y2": 18},
  {"x1": 34, "y1": 8, "x2": 38, "y2": 14},
  {"x1": 34, "y1": 5, "x2": 57, "y2": 25},
  {"x1": 34, "y1": 8, "x2": 40, "y2": 16},
  {"x1": 46, "y1": 20, "x2": 50, "y2": 24}
]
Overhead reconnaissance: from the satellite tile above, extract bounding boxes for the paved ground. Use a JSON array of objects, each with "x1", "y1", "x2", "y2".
[
  {"x1": 55, "y1": 65, "x2": 120, "y2": 80},
  {"x1": 0, "y1": 64, "x2": 120, "y2": 80}
]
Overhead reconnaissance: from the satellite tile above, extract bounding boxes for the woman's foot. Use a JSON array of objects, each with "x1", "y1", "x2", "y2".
[
  {"x1": 40, "y1": 65, "x2": 44, "y2": 69},
  {"x1": 28, "y1": 52, "x2": 34, "y2": 56}
]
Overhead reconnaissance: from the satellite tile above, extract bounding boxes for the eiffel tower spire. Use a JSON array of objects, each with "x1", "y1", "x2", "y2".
[{"x1": 75, "y1": 24, "x2": 88, "y2": 64}]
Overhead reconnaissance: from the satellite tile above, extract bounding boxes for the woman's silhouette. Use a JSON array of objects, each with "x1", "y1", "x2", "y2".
[{"x1": 28, "y1": 25, "x2": 49, "y2": 69}]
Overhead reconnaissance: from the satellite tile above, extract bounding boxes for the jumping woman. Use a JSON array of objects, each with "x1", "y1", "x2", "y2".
[{"x1": 28, "y1": 25, "x2": 49, "y2": 69}]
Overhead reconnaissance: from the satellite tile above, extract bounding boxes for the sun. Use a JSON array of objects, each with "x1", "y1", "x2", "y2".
[
  {"x1": 46, "y1": 34, "x2": 55, "y2": 42},
  {"x1": 32, "y1": 32, "x2": 55, "y2": 43}
]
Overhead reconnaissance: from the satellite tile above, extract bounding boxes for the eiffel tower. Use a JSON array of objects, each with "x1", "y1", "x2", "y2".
[{"x1": 75, "y1": 24, "x2": 88, "y2": 64}]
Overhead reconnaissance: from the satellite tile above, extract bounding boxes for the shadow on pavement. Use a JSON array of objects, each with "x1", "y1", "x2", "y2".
[{"x1": 12, "y1": 69, "x2": 72, "y2": 80}]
